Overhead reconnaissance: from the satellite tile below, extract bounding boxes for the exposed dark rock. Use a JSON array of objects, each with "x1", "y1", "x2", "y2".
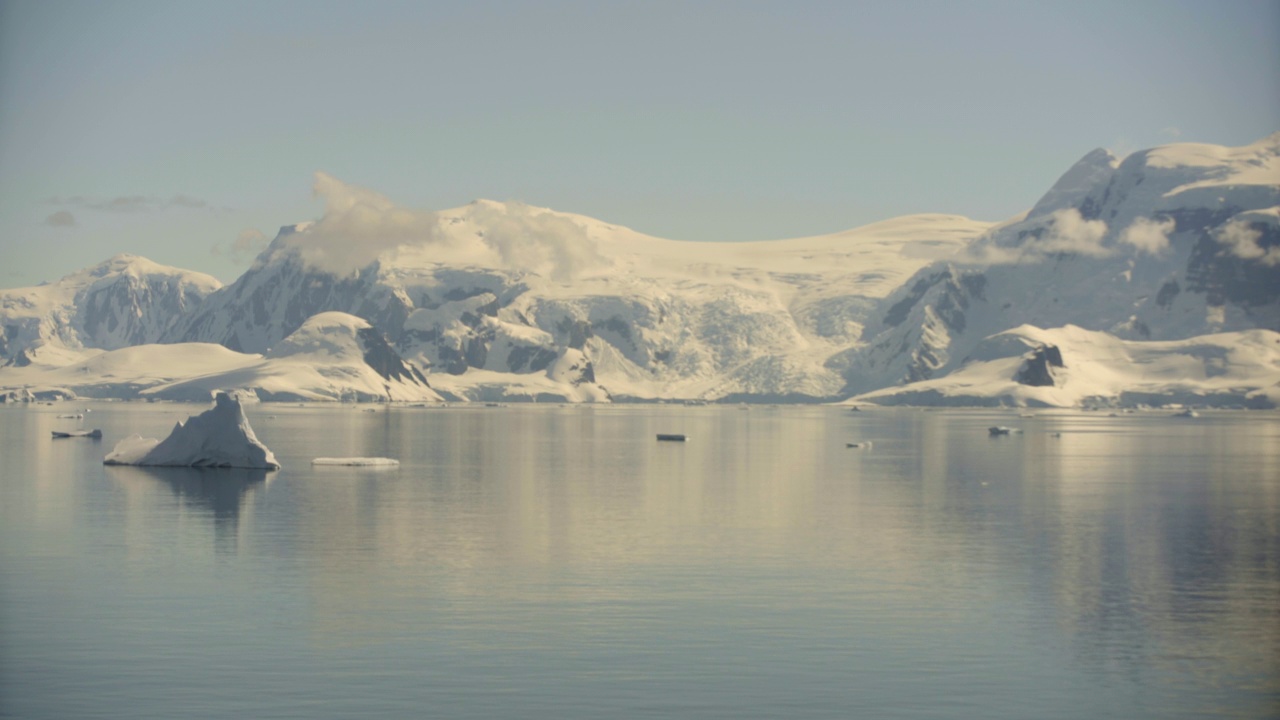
[
  {"x1": 883, "y1": 271, "x2": 947, "y2": 329},
  {"x1": 593, "y1": 315, "x2": 633, "y2": 345},
  {"x1": 556, "y1": 318, "x2": 594, "y2": 350},
  {"x1": 357, "y1": 327, "x2": 429, "y2": 386},
  {"x1": 507, "y1": 345, "x2": 558, "y2": 373},
  {"x1": 1156, "y1": 280, "x2": 1181, "y2": 308},
  {"x1": 464, "y1": 335, "x2": 489, "y2": 369},
  {"x1": 1014, "y1": 344, "x2": 1065, "y2": 387},
  {"x1": 444, "y1": 287, "x2": 488, "y2": 302}
]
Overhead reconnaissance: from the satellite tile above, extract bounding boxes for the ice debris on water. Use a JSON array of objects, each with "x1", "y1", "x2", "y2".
[
  {"x1": 52, "y1": 429, "x2": 101, "y2": 438},
  {"x1": 311, "y1": 457, "x2": 400, "y2": 467}
]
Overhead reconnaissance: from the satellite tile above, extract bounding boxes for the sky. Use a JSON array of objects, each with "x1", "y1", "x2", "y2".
[{"x1": 1, "y1": 0, "x2": 1277, "y2": 286}]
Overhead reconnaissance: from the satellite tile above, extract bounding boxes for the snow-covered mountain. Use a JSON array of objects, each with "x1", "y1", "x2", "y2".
[
  {"x1": 853, "y1": 324, "x2": 1280, "y2": 408},
  {"x1": 166, "y1": 190, "x2": 987, "y2": 401},
  {"x1": 843, "y1": 133, "x2": 1280, "y2": 396},
  {"x1": 2, "y1": 134, "x2": 1277, "y2": 406},
  {"x1": 1, "y1": 254, "x2": 220, "y2": 366}
]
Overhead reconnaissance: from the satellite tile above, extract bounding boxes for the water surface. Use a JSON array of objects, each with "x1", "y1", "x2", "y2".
[{"x1": 2, "y1": 404, "x2": 1277, "y2": 719}]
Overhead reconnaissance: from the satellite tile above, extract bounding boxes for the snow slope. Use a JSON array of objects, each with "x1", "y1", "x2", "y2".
[
  {"x1": 854, "y1": 325, "x2": 1280, "y2": 408},
  {"x1": 0, "y1": 312, "x2": 439, "y2": 403},
  {"x1": 0, "y1": 343, "x2": 260, "y2": 398},
  {"x1": 150, "y1": 312, "x2": 440, "y2": 402}
]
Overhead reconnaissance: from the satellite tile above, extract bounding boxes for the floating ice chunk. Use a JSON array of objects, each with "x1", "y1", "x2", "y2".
[
  {"x1": 52, "y1": 429, "x2": 101, "y2": 438},
  {"x1": 656, "y1": 433, "x2": 688, "y2": 442},
  {"x1": 311, "y1": 457, "x2": 400, "y2": 466},
  {"x1": 846, "y1": 441, "x2": 873, "y2": 449},
  {"x1": 103, "y1": 392, "x2": 280, "y2": 469},
  {"x1": 988, "y1": 426, "x2": 1019, "y2": 436}
]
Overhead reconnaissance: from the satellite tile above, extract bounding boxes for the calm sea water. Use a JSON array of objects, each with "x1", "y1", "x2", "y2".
[{"x1": 1, "y1": 403, "x2": 1277, "y2": 720}]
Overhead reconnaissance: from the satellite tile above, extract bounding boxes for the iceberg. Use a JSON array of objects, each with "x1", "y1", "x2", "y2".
[
  {"x1": 104, "y1": 392, "x2": 280, "y2": 469},
  {"x1": 311, "y1": 457, "x2": 399, "y2": 467},
  {"x1": 52, "y1": 429, "x2": 102, "y2": 438}
]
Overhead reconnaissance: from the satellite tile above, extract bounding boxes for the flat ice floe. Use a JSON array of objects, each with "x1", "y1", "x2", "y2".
[
  {"x1": 104, "y1": 392, "x2": 280, "y2": 469},
  {"x1": 311, "y1": 457, "x2": 400, "y2": 466},
  {"x1": 52, "y1": 429, "x2": 101, "y2": 438}
]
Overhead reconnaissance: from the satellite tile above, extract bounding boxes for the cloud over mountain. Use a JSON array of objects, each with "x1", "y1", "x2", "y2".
[{"x1": 281, "y1": 173, "x2": 606, "y2": 280}]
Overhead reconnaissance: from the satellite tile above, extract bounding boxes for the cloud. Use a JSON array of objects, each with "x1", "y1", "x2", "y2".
[
  {"x1": 212, "y1": 228, "x2": 270, "y2": 265},
  {"x1": 44, "y1": 210, "x2": 76, "y2": 227},
  {"x1": 167, "y1": 194, "x2": 209, "y2": 209},
  {"x1": 45, "y1": 194, "x2": 214, "y2": 213},
  {"x1": 284, "y1": 172, "x2": 445, "y2": 273},
  {"x1": 959, "y1": 208, "x2": 1110, "y2": 265},
  {"x1": 283, "y1": 173, "x2": 607, "y2": 280},
  {"x1": 468, "y1": 201, "x2": 606, "y2": 282},
  {"x1": 1120, "y1": 216, "x2": 1174, "y2": 255},
  {"x1": 1216, "y1": 220, "x2": 1280, "y2": 266},
  {"x1": 1033, "y1": 208, "x2": 1110, "y2": 257}
]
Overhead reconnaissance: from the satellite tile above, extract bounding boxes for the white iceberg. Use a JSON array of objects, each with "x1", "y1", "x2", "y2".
[
  {"x1": 104, "y1": 392, "x2": 280, "y2": 469},
  {"x1": 311, "y1": 457, "x2": 399, "y2": 467},
  {"x1": 52, "y1": 429, "x2": 101, "y2": 438}
]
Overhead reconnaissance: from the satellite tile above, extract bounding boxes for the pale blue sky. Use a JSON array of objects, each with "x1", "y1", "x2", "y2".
[{"x1": 2, "y1": 0, "x2": 1277, "y2": 284}]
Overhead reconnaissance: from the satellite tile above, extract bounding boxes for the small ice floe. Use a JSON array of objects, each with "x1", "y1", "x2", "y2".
[
  {"x1": 312, "y1": 457, "x2": 400, "y2": 467},
  {"x1": 104, "y1": 392, "x2": 280, "y2": 469},
  {"x1": 657, "y1": 433, "x2": 688, "y2": 442},
  {"x1": 1173, "y1": 408, "x2": 1200, "y2": 418},
  {"x1": 52, "y1": 429, "x2": 102, "y2": 439},
  {"x1": 845, "y1": 441, "x2": 873, "y2": 449},
  {"x1": 988, "y1": 426, "x2": 1019, "y2": 436},
  {"x1": 1018, "y1": 413, "x2": 1036, "y2": 418},
  {"x1": 57, "y1": 414, "x2": 84, "y2": 419}
]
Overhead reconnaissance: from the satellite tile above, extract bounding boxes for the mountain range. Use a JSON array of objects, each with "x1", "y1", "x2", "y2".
[{"x1": 3, "y1": 134, "x2": 1278, "y2": 407}]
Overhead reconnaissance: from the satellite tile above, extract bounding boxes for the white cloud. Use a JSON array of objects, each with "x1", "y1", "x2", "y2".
[
  {"x1": 283, "y1": 173, "x2": 607, "y2": 280},
  {"x1": 1034, "y1": 208, "x2": 1110, "y2": 257},
  {"x1": 1121, "y1": 216, "x2": 1175, "y2": 255},
  {"x1": 958, "y1": 208, "x2": 1110, "y2": 266},
  {"x1": 213, "y1": 228, "x2": 270, "y2": 264},
  {"x1": 286, "y1": 172, "x2": 444, "y2": 273},
  {"x1": 1216, "y1": 220, "x2": 1280, "y2": 266},
  {"x1": 468, "y1": 201, "x2": 606, "y2": 282}
]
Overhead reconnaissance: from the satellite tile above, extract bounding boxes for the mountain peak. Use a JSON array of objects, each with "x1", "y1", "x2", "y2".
[{"x1": 1026, "y1": 147, "x2": 1119, "y2": 220}]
